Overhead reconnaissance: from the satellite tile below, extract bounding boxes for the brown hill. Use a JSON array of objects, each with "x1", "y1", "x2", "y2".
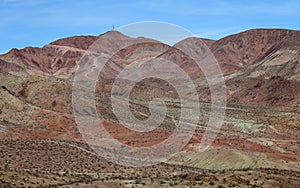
[
  {"x1": 0, "y1": 31, "x2": 166, "y2": 78},
  {"x1": 50, "y1": 35, "x2": 98, "y2": 50},
  {"x1": 210, "y1": 29, "x2": 300, "y2": 74}
]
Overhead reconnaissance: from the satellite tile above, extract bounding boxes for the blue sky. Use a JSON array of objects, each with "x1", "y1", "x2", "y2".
[{"x1": 0, "y1": 0, "x2": 299, "y2": 53}]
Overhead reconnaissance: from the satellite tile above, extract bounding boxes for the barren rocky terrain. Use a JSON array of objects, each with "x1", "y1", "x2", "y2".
[{"x1": 0, "y1": 29, "x2": 299, "y2": 187}]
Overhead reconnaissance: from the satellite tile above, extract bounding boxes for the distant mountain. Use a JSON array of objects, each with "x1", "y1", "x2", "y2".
[
  {"x1": 209, "y1": 29, "x2": 300, "y2": 75},
  {"x1": 0, "y1": 28, "x2": 299, "y2": 109},
  {"x1": 0, "y1": 31, "x2": 166, "y2": 77},
  {"x1": 0, "y1": 29, "x2": 299, "y2": 79}
]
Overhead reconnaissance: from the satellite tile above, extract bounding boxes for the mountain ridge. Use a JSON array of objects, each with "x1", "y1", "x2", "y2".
[{"x1": 1, "y1": 28, "x2": 299, "y2": 78}]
